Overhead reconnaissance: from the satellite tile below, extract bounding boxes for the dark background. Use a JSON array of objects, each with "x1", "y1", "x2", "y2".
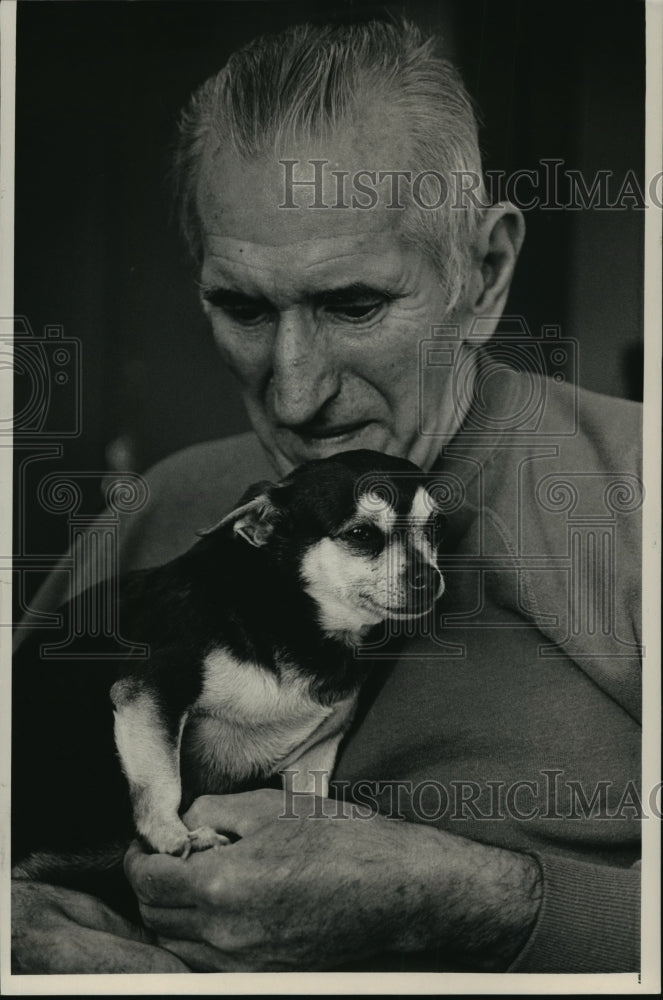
[{"x1": 13, "y1": 0, "x2": 645, "y2": 607}]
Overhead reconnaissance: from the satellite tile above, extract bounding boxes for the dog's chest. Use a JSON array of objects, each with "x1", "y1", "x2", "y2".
[{"x1": 180, "y1": 646, "x2": 334, "y2": 793}]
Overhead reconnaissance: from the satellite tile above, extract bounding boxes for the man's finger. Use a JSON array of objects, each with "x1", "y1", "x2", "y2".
[
  {"x1": 182, "y1": 787, "x2": 286, "y2": 836},
  {"x1": 139, "y1": 903, "x2": 201, "y2": 939},
  {"x1": 182, "y1": 786, "x2": 334, "y2": 835},
  {"x1": 124, "y1": 841, "x2": 208, "y2": 907},
  {"x1": 158, "y1": 937, "x2": 233, "y2": 972}
]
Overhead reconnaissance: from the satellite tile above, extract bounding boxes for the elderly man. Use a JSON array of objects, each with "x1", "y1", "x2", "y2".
[{"x1": 12, "y1": 19, "x2": 641, "y2": 974}]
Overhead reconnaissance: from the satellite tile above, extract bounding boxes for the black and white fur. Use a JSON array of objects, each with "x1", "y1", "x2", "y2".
[{"x1": 12, "y1": 450, "x2": 444, "y2": 896}]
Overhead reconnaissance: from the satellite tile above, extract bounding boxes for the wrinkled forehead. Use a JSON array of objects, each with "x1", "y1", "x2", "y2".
[{"x1": 196, "y1": 122, "x2": 413, "y2": 247}]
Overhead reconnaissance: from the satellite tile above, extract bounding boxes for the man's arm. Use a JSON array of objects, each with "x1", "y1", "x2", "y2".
[
  {"x1": 124, "y1": 790, "x2": 639, "y2": 974},
  {"x1": 125, "y1": 790, "x2": 542, "y2": 972},
  {"x1": 12, "y1": 788, "x2": 639, "y2": 975}
]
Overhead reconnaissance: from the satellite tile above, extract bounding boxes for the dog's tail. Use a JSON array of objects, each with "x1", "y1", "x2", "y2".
[
  {"x1": 12, "y1": 841, "x2": 138, "y2": 920},
  {"x1": 12, "y1": 842, "x2": 127, "y2": 881}
]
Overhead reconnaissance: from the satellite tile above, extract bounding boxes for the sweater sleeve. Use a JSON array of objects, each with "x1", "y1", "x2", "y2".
[{"x1": 508, "y1": 853, "x2": 640, "y2": 972}]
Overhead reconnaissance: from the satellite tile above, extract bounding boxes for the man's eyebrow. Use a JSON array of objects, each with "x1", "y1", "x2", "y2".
[
  {"x1": 198, "y1": 280, "x2": 399, "y2": 307},
  {"x1": 198, "y1": 284, "x2": 272, "y2": 307},
  {"x1": 315, "y1": 282, "x2": 399, "y2": 303}
]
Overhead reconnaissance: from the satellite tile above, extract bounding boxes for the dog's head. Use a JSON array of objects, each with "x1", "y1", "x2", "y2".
[{"x1": 198, "y1": 450, "x2": 445, "y2": 640}]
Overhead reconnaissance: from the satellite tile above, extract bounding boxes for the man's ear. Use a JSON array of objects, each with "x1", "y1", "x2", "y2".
[
  {"x1": 467, "y1": 202, "x2": 525, "y2": 323},
  {"x1": 196, "y1": 482, "x2": 281, "y2": 547}
]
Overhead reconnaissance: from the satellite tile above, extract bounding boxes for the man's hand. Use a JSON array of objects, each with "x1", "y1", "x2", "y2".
[
  {"x1": 125, "y1": 788, "x2": 542, "y2": 972},
  {"x1": 11, "y1": 879, "x2": 190, "y2": 974}
]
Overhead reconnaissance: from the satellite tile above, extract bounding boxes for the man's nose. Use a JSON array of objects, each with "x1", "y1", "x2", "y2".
[{"x1": 270, "y1": 311, "x2": 340, "y2": 426}]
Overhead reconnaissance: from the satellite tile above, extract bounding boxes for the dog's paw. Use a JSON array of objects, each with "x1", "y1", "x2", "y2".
[
  {"x1": 141, "y1": 821, "x2": 230, "y2": 857},
  {"x1": 144, "y1": 823, "x2": 192, "y2": 857},
  {"x1": 182, "y1": 826, "x2": 231, "y2": 857}
]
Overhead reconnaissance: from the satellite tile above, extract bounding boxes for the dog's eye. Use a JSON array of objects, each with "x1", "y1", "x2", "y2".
[{"x1": 340, "y1": 524, "x2": 383, "y2": 552}]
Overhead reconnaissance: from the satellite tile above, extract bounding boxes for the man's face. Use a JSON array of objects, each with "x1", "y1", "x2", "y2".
[{"x1": 196, "y1": 128, "x2": 478, "y2": 475}]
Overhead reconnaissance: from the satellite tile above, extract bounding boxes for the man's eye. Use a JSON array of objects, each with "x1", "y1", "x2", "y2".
[
  {"x1": 219, "y1": 303, "x2": 272, "y2": 326},
  {"x1": 201, "y1": 289, "x2": 272, "y2": 327},
  {"x1": 324, "y1": 300, "x2": 384, "y2": 324}
]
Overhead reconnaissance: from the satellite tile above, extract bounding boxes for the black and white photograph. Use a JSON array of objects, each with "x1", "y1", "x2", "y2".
[{"x1": 1, "y1": 0, "x2": 660, "y2": 991}]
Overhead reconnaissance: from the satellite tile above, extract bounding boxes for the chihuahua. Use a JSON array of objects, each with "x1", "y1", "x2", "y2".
[{"x1": 12, "y1": 449, "x2": 444, "y2": 893}]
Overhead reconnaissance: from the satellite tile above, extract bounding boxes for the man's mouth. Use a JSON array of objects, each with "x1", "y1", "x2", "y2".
[
  {"x1": 280, "y1": 420, "x2": 377, "y2": 458},
  {"x1": 300, "y1": 420, "x2": 372, "y2": 442}
]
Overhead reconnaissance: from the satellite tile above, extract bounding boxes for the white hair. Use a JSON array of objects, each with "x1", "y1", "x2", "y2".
[{"x1": 173, "y1": 19, "x2": 486, "y2": 312}]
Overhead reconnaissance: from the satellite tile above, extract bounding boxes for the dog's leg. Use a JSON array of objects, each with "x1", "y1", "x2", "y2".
[{"x1": 111, "y1": 679, "x2": 228, "y2": 857}]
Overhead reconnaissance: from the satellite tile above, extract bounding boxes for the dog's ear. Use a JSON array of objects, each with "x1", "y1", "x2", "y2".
[{"x1": 196, "y1": 481, "x2": 282, "y2": 547}]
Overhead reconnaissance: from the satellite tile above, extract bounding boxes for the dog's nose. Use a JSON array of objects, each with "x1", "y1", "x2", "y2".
[
  {"x1": 410, "y1": 569, "x2": 429, "y2": 591},
  {"x1": 406, "y1": 560, "x2": 442, "y2": 604}
]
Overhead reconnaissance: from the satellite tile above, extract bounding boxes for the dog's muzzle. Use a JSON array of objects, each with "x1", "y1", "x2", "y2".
[{"x1": 404, "y1": 556, "x2": 444, "y2": 612}]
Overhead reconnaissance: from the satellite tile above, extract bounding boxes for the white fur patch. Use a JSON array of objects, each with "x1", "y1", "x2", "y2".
[
  {"x1": 181, "y1": 650, "x2": 338, "y2": 791},
  {"x1": 300, "y1": 538, "x2": 389, "y2": 639},
  {"x1": 409, "y1": 486, "x2": 435, "y2": 524},
  {"x1": 407, "y1": 487, "x2": 439, "y2": 563},
  {"x1": 356, "y1": 490, "x2": 396, "y2": 533},
  {"x1": 113, "y1": 653, "x2": 357, "y2": 850}
]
